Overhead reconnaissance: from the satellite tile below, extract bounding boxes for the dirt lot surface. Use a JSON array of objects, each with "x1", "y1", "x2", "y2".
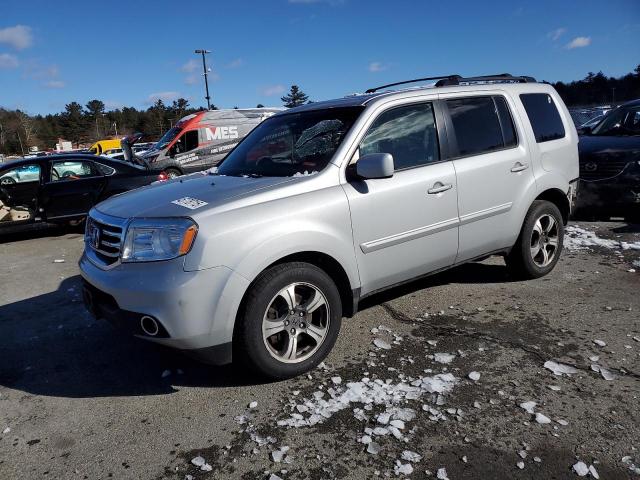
[{"x1": 1, "y1": 222, "x2": 639, "y2": 479}]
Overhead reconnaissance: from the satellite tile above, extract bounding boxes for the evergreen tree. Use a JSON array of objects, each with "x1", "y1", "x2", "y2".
[
  {"x1": 281, "y1": 85, "x2": 309, "y2": 108},
  {"x1": 61, "y1": 102, "x2": 86, "y2": 145}
]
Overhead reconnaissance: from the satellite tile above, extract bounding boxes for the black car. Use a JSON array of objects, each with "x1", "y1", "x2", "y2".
[
  {"x1": 0, "y1": 153, "x2": 167, "y2": 234},
  {"x1": 576, "y1": 99, "x2": 640, "y2": 221}
]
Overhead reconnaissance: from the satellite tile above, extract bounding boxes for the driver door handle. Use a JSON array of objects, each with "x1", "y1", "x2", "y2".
[
  {"x1": 510, "y1": 162, "x2": 529, "y2": 173},
  {"x1": 427, "y1": 182, "x2": 453, "y2": 195}
]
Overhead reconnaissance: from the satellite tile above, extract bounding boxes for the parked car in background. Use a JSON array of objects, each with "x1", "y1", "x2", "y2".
[
  {"x1": 578, "y1": 113, "x2": 605, "y2": 132},
  {"x1": 140, "y1": 108, "x2": 283, "y2": 178},
  {"x1": 80, "y1": 74, "x2": 578, "y2": 379},
  {"x1": 576, "y1": 98, "x2": 640, "y2": 221},
  {"x1": 0, "y1": 153, "x2": 167, "y2": 234},
  {"x1": 89, "y1": 139, "x2": 122, "y2": 155}
]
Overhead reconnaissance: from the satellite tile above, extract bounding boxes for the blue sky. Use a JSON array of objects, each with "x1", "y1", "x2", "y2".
[{"x1": 1, "y1": 0, "x2": 639, "y2": 115}]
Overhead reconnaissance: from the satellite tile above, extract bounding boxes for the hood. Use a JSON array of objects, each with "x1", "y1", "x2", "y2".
[
  {"x1": 578, "y1": 134, "x2": 640, "y2": 161},
  {"x1": 96, "y1": 173, "x2": 296, "y2": 218}
]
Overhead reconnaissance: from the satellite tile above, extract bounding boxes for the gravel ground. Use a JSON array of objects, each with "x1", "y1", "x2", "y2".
[{"x1": 0, "y1": 221, "x2": 639, "y2": 480}]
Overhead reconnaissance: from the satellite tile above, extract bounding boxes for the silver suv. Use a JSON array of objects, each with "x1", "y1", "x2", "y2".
[{"x1": 80, "y1": 74, "x2": 579, "y2": 379}]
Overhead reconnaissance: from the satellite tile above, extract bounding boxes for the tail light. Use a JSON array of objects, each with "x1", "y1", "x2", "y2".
[{"x1": 157, "y1": 172, "x2": 169, "y2": 182}]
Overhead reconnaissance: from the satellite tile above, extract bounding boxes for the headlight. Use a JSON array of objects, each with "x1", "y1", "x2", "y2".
[{"x1": 122, "y1": 218, "x2": 198, "y2": 262}]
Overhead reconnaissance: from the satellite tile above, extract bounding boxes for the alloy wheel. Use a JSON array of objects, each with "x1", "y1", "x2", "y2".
[
  {"x1": 530, "y1": 214, "x2": 559, "y2": 267},
  {"x1": 262, "y1": 282, "x2": 330, "y2": 364}
]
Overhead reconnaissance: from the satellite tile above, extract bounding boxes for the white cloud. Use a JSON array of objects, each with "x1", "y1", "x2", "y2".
[
  {"x1": 0, "y1": 53, "x2": 18, "y2": 69},
  {"x1": 0, "y1": 25, "x2": 33, "y2": 50},
  {"x1": 180, "y1": 59, "x2": 199, "y2": 72},
  {"x1": 368, "y1": 62, "x2": 388, "y2": 73},
  {"x1": 226, "y1": 58, "x2": 244, "y2": 69},
  {"x1": 547, "y1": 27, "x2": 566, "y2": 41},
  {"x1": 44, "y1": 80, "x2": 65, "y2": 89},
  {"x1": 565, "y1": 36, "x2": 591, "y2": 49},
  {"x1": 184, "y1": 74, "x2": 199, "y2": 85},
  {"x1": 146, "y1": 91, "x2": 181, "y2": 104},
  {"x1": 261, "y1": 84, "x2": 285, "y2": 96}
]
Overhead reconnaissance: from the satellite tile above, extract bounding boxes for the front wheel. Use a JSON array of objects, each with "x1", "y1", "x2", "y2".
[
  {"x1": 234, "y1": 262, "x2": 342, "y2": 380},
  {"x1": 506, "y1": 200, "x2": 564, "y2": 280}
]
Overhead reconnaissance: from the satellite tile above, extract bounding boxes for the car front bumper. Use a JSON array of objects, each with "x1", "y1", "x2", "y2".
[
  {"x1": 79, "y1": 252, "x2": 249, "y2": 364},
  {"x1": 577, "y1": 178, "x2": 640, "y2": 211}
]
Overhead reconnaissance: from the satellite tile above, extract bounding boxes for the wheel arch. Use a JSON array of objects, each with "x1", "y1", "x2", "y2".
[{"x1": 535, "y1": 188, "x2": 570, "y2": 225}]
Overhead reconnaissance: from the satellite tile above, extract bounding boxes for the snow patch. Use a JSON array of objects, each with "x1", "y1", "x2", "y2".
[{"x1": 544, "y1": 360, "x2": 578, "y2": 376}]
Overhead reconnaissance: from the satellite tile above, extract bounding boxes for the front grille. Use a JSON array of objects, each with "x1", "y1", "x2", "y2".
[
  {"x1": 579, "y1": 160, "x2": 630, "y2": 181},
  {"x1": 85, "y1": 212, "x2": 127, "y2": 267}
]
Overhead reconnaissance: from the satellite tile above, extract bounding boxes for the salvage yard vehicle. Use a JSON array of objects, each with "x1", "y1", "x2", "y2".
[
  {"x1": 140, "y1": 108, "x2": 283, "y2": 178},
  {"x1": 576, "y1": 98, "x2": 640, "y2": 221},
  {"x1": 0, "y1": 154, "x2": 167, "y2": 234},
  {"x1": 88, "y1": 139, "x2": 122, "y2": 155},
  {"x1": 80, "y1": 74, "x2": 579, "y2": 379}
]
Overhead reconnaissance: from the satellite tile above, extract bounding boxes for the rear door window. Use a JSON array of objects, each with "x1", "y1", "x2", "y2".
[
  {"x1": 446, "y1": 96, "x2": 510, "y2": 157},
  {"x1": 520, "y1": 93, "x2": 566, "y2": 143},
  {"x1": 51, "y1": 161, "x2": 100, "y2": 181}
]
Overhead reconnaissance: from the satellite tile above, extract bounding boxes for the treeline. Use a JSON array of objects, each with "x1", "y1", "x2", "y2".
[
  {"x1": 550, "y1": 65, "x2": 640, "y2": 107},
  {"x1": 0, "y1": 98, "x2": 203, "y2": 155},
  {"x1": 1, "y1": 68, "x2": 639, "y2": 155}
]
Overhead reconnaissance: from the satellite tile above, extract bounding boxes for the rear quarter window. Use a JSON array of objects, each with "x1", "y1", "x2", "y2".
[{"x1": 520, "y1": 93, "x2": 565, "y2": 143}]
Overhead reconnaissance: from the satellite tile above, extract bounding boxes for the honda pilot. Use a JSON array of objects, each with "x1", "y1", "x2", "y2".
[{"x1": 80, "y1": 74, "x2": 579, "y2": 379}]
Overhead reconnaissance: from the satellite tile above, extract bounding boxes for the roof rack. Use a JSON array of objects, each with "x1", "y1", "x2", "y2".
[{"x1": 365, "y1": 73, "x2": 536, "y2": 94}]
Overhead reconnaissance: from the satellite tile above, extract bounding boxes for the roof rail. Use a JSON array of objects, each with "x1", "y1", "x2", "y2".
[
  {"x1": 365, "y1": 73, "x2": 537, "y2": 94},
  {"x1": 435, "y1": 73, "x2": 537, "y2": 86},
  {"x1": 365, "y1": 75, "x2": 462, "y2": 94}
]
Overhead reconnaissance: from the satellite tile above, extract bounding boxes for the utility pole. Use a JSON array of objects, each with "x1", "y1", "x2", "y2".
[{"x1": 194, "y1": 49, "x2": 212, "y2": 110}]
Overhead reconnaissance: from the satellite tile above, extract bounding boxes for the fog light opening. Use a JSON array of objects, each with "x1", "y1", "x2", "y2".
[{"x1": 140, "y1": 315, "x2": 160, "y2": 337}]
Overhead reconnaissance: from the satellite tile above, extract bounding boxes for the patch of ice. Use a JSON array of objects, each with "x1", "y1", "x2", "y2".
[
  {"x1": 591, "y1": 364, "x2": 616, "y2": 381},
  {"x1": 249, "y1": 401, "x2": 258, "y2": 409},
  {"x1": 53, "y1": 259, "x2": 65, "y2": 263},
  {"x1": 277, "y1": 373, "x2": 458, "y2": 428},
  {"x1": 589, "y1": 465, "x2": 600, "y2": 479},
  {"x1": 367, "y1": 441, "x2": 381, "y2": 455},
  {"x1": 548, "y1": 385, "x2": 561, "y2": 391},
  {"x1": 401, "y1": 450, "x2": 422, "y2": 463},
  {"x1": 373, "y1": 338, "x2": 392, "y2": 350},
  {"x1": 191, "y1": 456, "x2": 206, "y2": 467},
  {"x1": 271, "y1": 446, "x2": 290, "y2": 463},
  {"x1": 468, "y1": 371, "x2": 481, "y2": 381},
  {"x1": 434, "y1": 353, "x2": 455, "y2": 364},
  {"x1": 436, "y1": 467, "x2": 449, "y2": 480},
  {"x1": 517, "y1": 461, "x2": 525, "y2": 469},
  {"x1": 565, "y1": 225, "x2": 640, "y2": 251},
  {"x1": 519, "y1": 401, "x2": 537, "y2": 414},
  {"x1": 535, "y1": 413, "x2": 551, "y2": 424},
  {"x1": 544, "y1": 360, "x2": 578, "y2": 376},
  {"x1": 331, "y1": 376, "x2": 342, "y2": 385},
  {"x1": 593, "y1": 339, "x2": 606, "y2": 347},
  {"x1": 394, "y1": 462, "x2": 414, "y2": 475},
  {"x1": 269, "y1": 474, "x2": 284, "y2": 480},
  {"x1": 2, "y1": 427, "x2": 10, "y2": 434},
  {"x1": 572, "y1": 461, "x2": 589, "y2": 476}
]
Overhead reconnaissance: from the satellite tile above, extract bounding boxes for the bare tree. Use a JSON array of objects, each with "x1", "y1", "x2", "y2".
[{"x1": 16, "y1": 110, "x2": 36, "y2": 147}]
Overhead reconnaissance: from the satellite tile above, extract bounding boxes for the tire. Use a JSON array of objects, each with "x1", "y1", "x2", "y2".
[
  {"x1": 234, "y1": 262, "x2": 342, "y2": 380},
  {"x1": 506, "y1": 200, "x2": 564, "y2": 280},
  {"x1": 165, "y1": 168, "x2": 181, "y2": 179}
]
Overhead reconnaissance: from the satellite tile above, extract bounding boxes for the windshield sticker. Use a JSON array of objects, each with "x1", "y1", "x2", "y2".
[{"x1": 171, "y1": 197, "x2": 208, "y2": 210}]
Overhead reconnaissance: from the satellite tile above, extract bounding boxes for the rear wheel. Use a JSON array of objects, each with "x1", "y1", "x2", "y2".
[
  {"x1": 234, "y1": 262, "x2": 342, "y2": 380},
  {"x1": 165, "y1": 168, "x2": 181, "y2": 179},
  {"x1": 506, "y1": 200, "x2": 564, "y2": 279}
]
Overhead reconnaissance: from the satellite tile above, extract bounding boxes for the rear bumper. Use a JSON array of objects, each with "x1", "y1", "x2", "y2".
[{"x1": 79, "y1": 252, "x2": 249, "y2": 364}]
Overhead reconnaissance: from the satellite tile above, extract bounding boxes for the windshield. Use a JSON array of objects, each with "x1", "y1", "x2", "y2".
[
  {"x1": 591, "y1": 105, "x2": 640, "y2": 136},
  {"x1": 154, "y1": 126, "x2": 181, "y2": 150},
  {"x1": 217, "y1": 107, "x2": 364, "y2": 177}
]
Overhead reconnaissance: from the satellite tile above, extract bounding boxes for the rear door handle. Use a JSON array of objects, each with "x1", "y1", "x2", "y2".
[
  {"x1": 510, "y1": 162, "x2": 529, "y2": 173},
  {"x1": 427, "y1": 182, "x2": 453, "y2": 194}
]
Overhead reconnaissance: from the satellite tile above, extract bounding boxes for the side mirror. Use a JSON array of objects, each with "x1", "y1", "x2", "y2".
[{"x1": 356, "y1": 153, "x2": 394, "y2": 179}]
